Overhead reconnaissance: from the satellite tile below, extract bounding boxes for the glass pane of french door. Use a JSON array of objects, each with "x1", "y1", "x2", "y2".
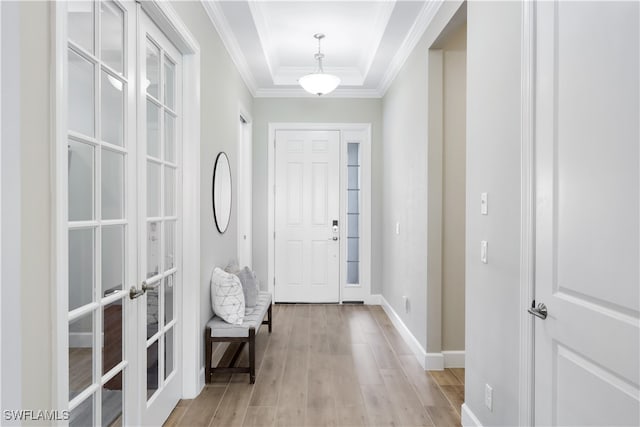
[
  {"x1": 139, "y1": 10, "x2": 182, "y2": 422},
  {"x1": 67, "y1": 1, "x2": 132, "y2": 425}
]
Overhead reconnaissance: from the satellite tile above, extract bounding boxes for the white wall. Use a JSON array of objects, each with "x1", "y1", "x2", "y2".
[
  {"x1": 1, "y1": 0, "x2": 22, "y2": 418},
  {"x1": 381, "y1": 0, "x2": 464, "y2": 354},
  {"x1": 465, "y1": 1, "x2": 522, "y2": 425},
  {"x1": 170, "y1": 1, "x2": 253, "y2": 372},
  {"x1": 251, "y1": 97, "x2": 383, "y2": 295}
]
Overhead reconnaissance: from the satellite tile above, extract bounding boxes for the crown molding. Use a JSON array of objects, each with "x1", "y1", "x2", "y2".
[
  {"x1": 254, "y1": 87, "x2": 382, "y2": 99},
  {"x1": 201, "y1": 0, "x2": 257, "y2": 96},
  {"x1": 360, "y1": 0, "x2": 396, "y2": 79},
  {"x1": 377, "y1": 0, "x2": 443, "y2": 96}
]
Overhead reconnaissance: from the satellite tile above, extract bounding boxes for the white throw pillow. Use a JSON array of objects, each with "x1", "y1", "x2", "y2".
[{"x1": 210, "y1": 267, "x2": 245, "y2": 325}]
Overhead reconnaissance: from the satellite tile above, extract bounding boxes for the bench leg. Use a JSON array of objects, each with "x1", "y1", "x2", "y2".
[
  {"x1": 268, "y1": 303, "x2": 273, "y2": 333},
  {"x1": 204, "y1": 327, "x2": 212, "y2": 384},
  {"x1": 249, "y1": 327, "x2": 256, "y2": 384}
]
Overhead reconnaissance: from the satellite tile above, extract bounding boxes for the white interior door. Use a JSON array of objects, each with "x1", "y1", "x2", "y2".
[
  {"x1": 275, "y1": 130, "x2": 340, "y2": 303},
  {"x1": 65, "y1": 2, "x2": 183, "y2": 425},
  {"x1": 533, "y1": 1, "x2": 639, "y2": 425},
  {"x1": 66, "y1": 1, "x2": 137, "y2": 425},
  {"x1": 137, "y1": 9, "x2": 183, "y2": 426}
]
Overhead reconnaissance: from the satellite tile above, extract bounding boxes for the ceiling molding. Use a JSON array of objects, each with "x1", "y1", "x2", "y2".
[
  {"x1": 377, "y1": 0, "x2": 444, "y2": 96},
  {"x1": 201, "y1": 0, "x2": 257, "y2": 96},
  {"x1": 254, "y1": 87, "x2": 383, "y2": 99},
  {"x1": 359, "y1": 1, "x2": 396, "y2": 79},
  {"x1": 247, "y1": 1, "x2": 278, "y2": 77}
]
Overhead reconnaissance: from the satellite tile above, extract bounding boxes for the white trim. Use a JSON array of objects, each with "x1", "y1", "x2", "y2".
[
  {"x1": 425, "y1": 353, "x2": 445, "y2": 371},
  {"x1": 198, "y1": 367, "x2": 205, "y2": 393},
  {"x1": 378, "y1": 0, "x2": 444, "y2": 95},
  {"x1": 267, "y1": 123, "x2": 372, "y2": 305},
  {"x1": 364, "y1": 294, "x2": 381, "y2": 305},
  {"x1": 237, "y1": 104, "x2": 253, "y2": 269},
  {"x1": 461, "y1": 403, "x2": 483, "y2": 427},
  {"x1": 442, "y1": 351, "x2": 465, "y2": 368},
  {"x1": 380, "y1": 295, "x2": 429, "y2": 370},
  {"x1": 254, "y1": 88, "x2": 383, "y2": 99},
  {"x1": 519, "y1": 1, "x2": 535, "y2": 426},
  {"x1": 52, "y1": 1, "x2": 69, "y2": 414},
  {"x1": 200, "y1": 0, "x2": 257, "y2": 96}
]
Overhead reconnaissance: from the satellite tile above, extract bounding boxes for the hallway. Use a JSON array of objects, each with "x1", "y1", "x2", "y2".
[{"x1": 165, "y1": 305, "x2": 463, "y2": 426}]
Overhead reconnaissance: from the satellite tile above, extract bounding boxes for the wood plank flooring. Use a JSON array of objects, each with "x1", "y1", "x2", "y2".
[{"x1": 165, "y1": 304, "x2": 464, "y2": 427}]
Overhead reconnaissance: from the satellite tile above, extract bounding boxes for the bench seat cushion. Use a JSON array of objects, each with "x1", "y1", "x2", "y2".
[{"x1": 207, "y1": 292, "x2": 272, "y2": 338}]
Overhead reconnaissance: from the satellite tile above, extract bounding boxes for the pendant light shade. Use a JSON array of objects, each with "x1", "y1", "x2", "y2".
[{"x1": 299, "y1": 33, "x2": 341, "y2": 96}]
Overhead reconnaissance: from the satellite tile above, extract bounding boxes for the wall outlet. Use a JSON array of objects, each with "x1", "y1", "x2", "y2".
[
  {"x1": 395, "y1": 221, "x2": 400, "y2": 235},
  {"x1": 481, "y1": 192, "x2": 488, "y2": 215},
  {"x1": 402, "y1": 295, "x2": 409, "y2": 313},
  {"x1": 485, "y1": 383, "x2": 493, "y2": 411},
  {"x1": 481, "y1": 240, "x2": 488, "y2": 264}
]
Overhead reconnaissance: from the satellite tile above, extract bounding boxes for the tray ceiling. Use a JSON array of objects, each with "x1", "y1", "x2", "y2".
[{"x1": 201, "y1": 1, "x2": 441, "y2": 97}]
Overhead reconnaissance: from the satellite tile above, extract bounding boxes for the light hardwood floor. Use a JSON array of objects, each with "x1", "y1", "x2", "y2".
[{"x1": 165, "y1": 304, "x2": 464, "y2": 427}]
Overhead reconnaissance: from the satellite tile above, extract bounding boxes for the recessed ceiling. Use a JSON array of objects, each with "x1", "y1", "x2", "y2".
[{"x1": 202, "y1": 1, "x2": 441, "y2": 98}]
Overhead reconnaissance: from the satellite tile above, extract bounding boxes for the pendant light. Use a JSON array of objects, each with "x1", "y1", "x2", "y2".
[{"x1": 299, "y1": 33, "x2": 341, "y2": 96}]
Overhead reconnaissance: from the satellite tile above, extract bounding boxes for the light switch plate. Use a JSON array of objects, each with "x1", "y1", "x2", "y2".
[
  {"x1": 481, "y1": 193, "x2": 488, "y2": 215},
  {"x1": 481, "y1": 241, "x2": 488, "y2": 264}
]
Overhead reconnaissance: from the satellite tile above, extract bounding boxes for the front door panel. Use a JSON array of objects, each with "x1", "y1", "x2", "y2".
[{"x1": 275, "y1": 130, "x2": 340, "y2": 303}]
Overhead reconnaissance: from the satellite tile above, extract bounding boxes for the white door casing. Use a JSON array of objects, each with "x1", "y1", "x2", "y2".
[
  {"x1": 238, "y1": 110, "x2": 253, "y2": 268},
  {"x1": 533, "y1": 1, "x2": 640, "y2": 425},
  {"x1": 275, "y1": 130, "x2": 340, "y2": 303}
]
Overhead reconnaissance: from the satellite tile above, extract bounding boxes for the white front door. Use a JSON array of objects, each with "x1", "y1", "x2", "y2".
[
  {"x1": 274, "y1": 130, "x2": 340, "y2": 303},
  {"x1": 533, "y1": 1, "x2": 639, "y2": 425},
  {"x1": 137, "y1": 10, "x2": 182, "y2": 425}
]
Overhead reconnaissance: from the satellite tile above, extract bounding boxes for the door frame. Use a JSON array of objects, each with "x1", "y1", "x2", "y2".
[
  {"x1": 267, "y1": 123, "x2": 373, "y2": 304},
  {"x1": 237, "y1": 104, "x2": 252, "y2": 268},
  {"x1": 518, "y1": 1, "x2": 535, "y2": 425},
  {"x1": 51, "y1": 0, "x2": 202, "y2": 418}
]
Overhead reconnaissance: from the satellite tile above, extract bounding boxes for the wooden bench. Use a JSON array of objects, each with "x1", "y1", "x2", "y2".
[{"x1": 204, "y1": 292, "x2": 273, "y2": 384}]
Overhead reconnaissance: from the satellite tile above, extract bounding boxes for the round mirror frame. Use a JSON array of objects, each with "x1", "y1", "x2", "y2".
[{"x1": 212, "y1": 152, "x2": 232, "y2": 233}]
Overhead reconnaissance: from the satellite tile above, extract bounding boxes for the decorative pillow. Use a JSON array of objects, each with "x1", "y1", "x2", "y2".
[
  {"x1": 224, "y1": 259, "x2": 240, "y2": 274},
  {"x1": 236, "y1": 267, "x2": 259, "y2": 307},
  {"x1": 210, "y1": 267, "x2": 245, "y2": 325}
]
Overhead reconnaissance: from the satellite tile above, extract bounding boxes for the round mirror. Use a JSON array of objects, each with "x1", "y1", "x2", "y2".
[{"x1": 212, "y1": 152, "x2": 232, "y2": 233}]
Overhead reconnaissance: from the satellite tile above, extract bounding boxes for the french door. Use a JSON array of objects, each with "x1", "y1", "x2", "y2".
[
  {"x1": 65, "y1": 1, "x2": 182, "y2": 425},
  {"x1": 532, "y1": 1, "x2": 639, "y2": 425}
]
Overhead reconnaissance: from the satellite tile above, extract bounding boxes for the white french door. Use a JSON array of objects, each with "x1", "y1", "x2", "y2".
[
  {"x1": 274, "y1": 130, "x2": 340, "y2": 303},
  {"x1": 532, "y1": 1, "x2": 639, "y2": 425},
  {"x1": 137, "y1": 10, "x2": 182, "y2": 425},
  {"x1": 65, "y1": 1, "x2": 182, "y2": 425}
]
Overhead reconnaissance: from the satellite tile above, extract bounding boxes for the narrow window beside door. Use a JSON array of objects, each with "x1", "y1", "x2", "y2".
[{"x1": 346, "y1": 142, "x2": 360, "y2": 285}]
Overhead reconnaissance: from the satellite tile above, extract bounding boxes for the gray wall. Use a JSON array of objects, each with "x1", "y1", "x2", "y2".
[
  {"x1": 251, "y1": 97, "x2": 383, "y2": 296},
  {"x1": 171, "y1": 1, "x2": 253, "y2": 371},
  {"x1": 19, "y1": 0, "x2": 53, "y2": 414},
  {"x1": 441, "y1": 24, "x2": 466, "y2": 352},
  {"x1": 465, "y1": 1, "x2": 522, "y2": 425},
  {"x1": 381, "y1": 0, "x2": 464, "y2": 353}
]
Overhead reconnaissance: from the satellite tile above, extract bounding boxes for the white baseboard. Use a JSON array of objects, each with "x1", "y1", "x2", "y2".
[
  {"x1": 198, "y1": 367, "x2": 205, "y2": 393},
  {"x1": 461, "y1": 403, "x2": 483, "y2": 427},
  {"x1": 443, "y1": 350, "x2": 465, "y2": 368},
  {"x1": 365, "y1": 294, "x2": 382, "y2": 305},
  {"x1": 380, "y1": 296, "x2": 428, "y2": 370},
  {"x1": 426, "y1": 352, "x2": 444, "y2": 370}
]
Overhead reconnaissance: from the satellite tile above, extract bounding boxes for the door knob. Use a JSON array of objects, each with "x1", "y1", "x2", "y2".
[
  {"x1": 129, "y1": 286, "x2": 145, "y2": 300},
  {"x1": 528, "y1": 300, "x2": 548, "y2": 319}
]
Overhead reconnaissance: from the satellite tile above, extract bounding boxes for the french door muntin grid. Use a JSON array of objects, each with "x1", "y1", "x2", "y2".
[
  {"x1": 67, "y1": 0, "x2": 130, "y2": 425},
  {"x1": 140, "y1": 29, "x2": 179, "y2": 403}
]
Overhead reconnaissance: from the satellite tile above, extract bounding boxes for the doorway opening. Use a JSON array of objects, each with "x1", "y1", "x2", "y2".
[{"x1": 426, "y1": 10, "x2": 467, "y2": 371}]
